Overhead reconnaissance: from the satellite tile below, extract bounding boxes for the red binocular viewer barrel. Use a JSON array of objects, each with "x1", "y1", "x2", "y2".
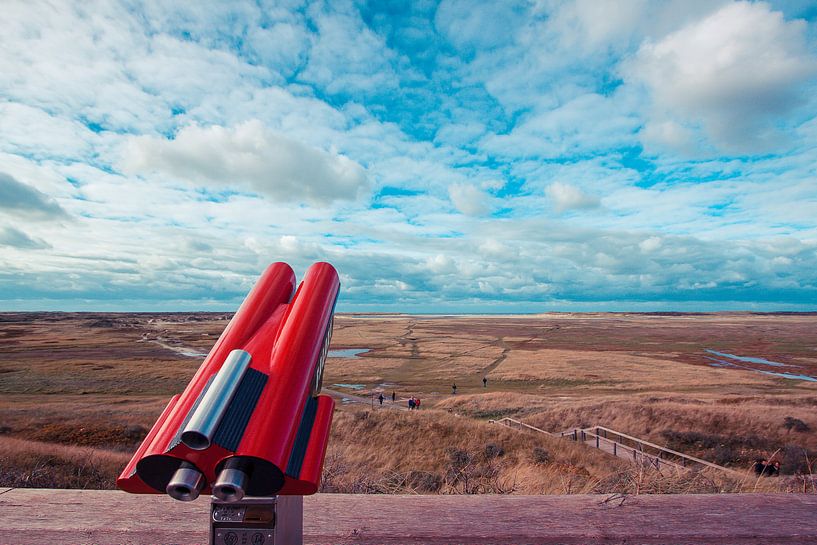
[{"x1": 117, "y1": 261, "x2": 339, "y2": 501}]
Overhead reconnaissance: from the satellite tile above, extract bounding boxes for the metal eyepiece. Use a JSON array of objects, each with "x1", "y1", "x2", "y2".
[
  {"x1": 166, "y1": 462, "x2": 205, "y2": 501},
  {"x1": 213, "y1": 458, "x2": 251, "y2": 502},
  {"x1": 213, "y1": 468, "x2": 249, "y2": 502}
]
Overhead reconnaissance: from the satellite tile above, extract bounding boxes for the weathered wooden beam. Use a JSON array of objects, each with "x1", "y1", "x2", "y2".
[{"x1": 1, "y1": 489, "x2": 816, "y2": 544}]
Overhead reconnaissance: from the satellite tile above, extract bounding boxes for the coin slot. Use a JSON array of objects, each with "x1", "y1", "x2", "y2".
[{"x1": 243, "y1": 506, "x2": 274, "y2": 523}]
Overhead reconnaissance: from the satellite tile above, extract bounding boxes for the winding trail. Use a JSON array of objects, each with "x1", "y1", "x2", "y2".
[
  {"x1": 322, "y1": 388, "x2": 407, "y2": 411},
  {"x1": 481, "y1": 337, "x2": 510, "y2": 376}
]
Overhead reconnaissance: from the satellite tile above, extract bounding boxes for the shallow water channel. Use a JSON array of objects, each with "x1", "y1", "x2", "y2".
[
  {"x1": 328, "y1": 348, "x2": 370, "y2": 358},
  {"x1": 704, "y1": 349, "x2": 817, "y2": 382}
]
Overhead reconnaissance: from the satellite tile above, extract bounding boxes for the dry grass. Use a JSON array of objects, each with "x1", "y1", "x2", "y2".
[
  {"x1": 0, "y1": 436, "x2": 129, "y2": 489},
  {"x1": 0, "y1": 394, "x2": 168, "y2": 450},
  {"x1": 322, "y1": 407, "x2": 633, "y2": 494},
  {"x1": 487, "y1": 349, "x2": 779, "y2": 394},
  {"x1": 438, "y1": 391, "x2": 817, "y2": 477},
  {"x1": 2, "y1": 312, "x2": 816, "y2": 494},
  {"x1": 320, "y1": 407, "x2": 812, "y2": 495}
]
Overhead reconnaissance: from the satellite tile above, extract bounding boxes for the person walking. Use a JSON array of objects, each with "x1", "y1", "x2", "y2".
[
  {"x1": 378, "y1": 393, "x2": 384, "y2": 406},
  {"x1": 415, "y1": 398, "x2": 421, "y2": 410},
  {"x1": 483, "y1": 377, "x2": 488, "y2": 388},
  {"x1": 451, "y1": 382, "x2": 457, "y2": 394},
  {"x1": 392, "y1": 391, "x2": 396, "y2": 403},
  {"x1": 408, "y1": 397, "x2": 416, "y2": 410}
]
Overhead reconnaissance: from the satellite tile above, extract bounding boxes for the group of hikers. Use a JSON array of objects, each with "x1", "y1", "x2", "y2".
[
  {"x1": 375, "y1": 377, "x2": 490, "y2": 408},
  {"x1": 376, "y1": 391, "x2": 396, "y2": 405},
  {"x1": 451, "y1": 377, "x2": 488, "y2": 394},
  {"x1": 753, "y1": 458, "x2": 781, "y2": 477},
  {"x1": 375, "y1": 391, "x2": 421, "y2": 410}
]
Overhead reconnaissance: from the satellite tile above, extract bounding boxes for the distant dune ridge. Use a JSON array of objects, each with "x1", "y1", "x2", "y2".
[{"x1": 0, "y1": 312, "x2": 815, "y2": 494}]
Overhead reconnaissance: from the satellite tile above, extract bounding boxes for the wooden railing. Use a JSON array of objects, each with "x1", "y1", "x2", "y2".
[
  {"x1": 490, "y1": 416, "x2": 554, "y2": 436},
  {"x1": 575, "y1": 425, "x2": 731, "y2": 472},
  {"x1": 559, "y1": 426, "x2": 685, "y2": 471},
  {"x1": 492, "y1": 417, "x2": 731, "y2": 473}
]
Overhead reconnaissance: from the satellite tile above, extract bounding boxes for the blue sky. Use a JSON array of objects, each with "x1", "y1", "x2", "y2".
[{"x1": 1, "y1": 0, "x2": 817, "y2": 312}]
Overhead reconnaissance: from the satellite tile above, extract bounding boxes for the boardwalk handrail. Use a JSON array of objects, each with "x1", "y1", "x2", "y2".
[
  {"x1": 492, "y1": 417, "x2": 730, "y2": 473},
  {"x1": 490, "y1": 417, "x2": 554, "y2": 436},
  {"x1": 586, "y1": 425, "x2": 730, "y2": 472},
  {"x1": 568, "y1": 427, "x2": 684, "y2": 471}
]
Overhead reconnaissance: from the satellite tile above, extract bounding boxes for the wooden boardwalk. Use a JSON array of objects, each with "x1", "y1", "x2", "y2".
[
  {"x1": 494, "y1": 418, "x2": 734, "y2": 473},
  {"x1": 1, "y1": 488, "x2": 816, "y2": 544}
]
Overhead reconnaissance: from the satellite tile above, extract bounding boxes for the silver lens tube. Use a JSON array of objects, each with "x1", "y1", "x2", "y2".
[
  {"x1": 181, "y1": 349, "x2": 252, "y2": 450},
  {"x1": 213, "y1": 467, "x2": 249, "y2": 502},
  {"x1": 166, "y1": 462, "x2": 205, "y2": 501}
]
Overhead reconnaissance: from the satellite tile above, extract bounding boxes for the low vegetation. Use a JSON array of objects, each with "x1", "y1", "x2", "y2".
[
  {"x1": 0, "y1": 436, "x2": 128, "y2": 489},
  {"x1": 1, "y1": 312, "x2": 815, "y2": 495}
]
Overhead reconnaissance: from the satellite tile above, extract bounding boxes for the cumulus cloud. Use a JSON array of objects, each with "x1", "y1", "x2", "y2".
[
  {"x1": 639, "y1": 236, "x2": 662, "y2": 253},
  {"x1": 122, "y1": 121, "x2": 368, "y2": 205},
  {"x1": 546, "y1": 182, "x2": 600, "y2": 212},
  {"x1": 300, "y1": 3, "x2": 399, "y2": 96},
  {"x1": 481, "y1": 93, "x2": 640, "y2": 159},
  {"x1": 627, "y1": 1, "x2": 817, "y2": 153},
  {"x1": 435, "y1": 0, "x2": 527, "y2": 52},
  {"x1": 0, "y1": 226, "x2": 50, "y2": 249},
  {"x1": 0, "y1": 172, "x2": 68, "y2": 220},
  {"x1": 448, "y1": 183, "x2": 493, "y2": 216},
  {"x1": 1, "y1": 2, "x2": 816, "y2": 311}
]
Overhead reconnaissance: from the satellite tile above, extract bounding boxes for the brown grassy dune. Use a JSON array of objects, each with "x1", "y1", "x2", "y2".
[
  {"x1": 324, "y1": 408, "x2": 803, "y2": 494},
  {"x1": 324, "y1": 407, "x2": 632, "y2": 494},
  {"x1": 1, "y1": 312, "x2": 816, "y2": 495},
  {"x1": 437, "y1": 391, "x2": 817, "y2": 478},
  {"x1": 0, "y1": 436, "x2": 130, "y2": 489}
]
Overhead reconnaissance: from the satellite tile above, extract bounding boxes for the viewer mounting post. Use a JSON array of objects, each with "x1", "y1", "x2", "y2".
[
  {"x1": 116, "y1": 262, "x2": 340, "y2": 545},
  {"x1": 210, "y1": 495, "x2": 303, "y2": 545}
]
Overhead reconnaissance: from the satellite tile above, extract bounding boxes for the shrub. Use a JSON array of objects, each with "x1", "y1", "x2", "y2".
[
  {"x1": 122, "y1": 425, "x2": 147, "y2": 441},
  {"x1": 783, "y1": 417, "x2": 810, "y2": 433},
  {"x1": 484, "y1": 443, "x2": 505, "y2": 459},
  {"x1": 407, "y1": 470, "x2": 442, "y2": 492},
  {"x1": 780, "y1": 444, "x2": 815, "y2": 475},
  {"x1": 532, "y1": 447, "x2": 550, "y2": 464},
  {"x1": 713, "y1": 445, "x2": 738, "y2": 466},
  {"x1": 447, "y1": 448, "x2": 473, "y2": 471}
]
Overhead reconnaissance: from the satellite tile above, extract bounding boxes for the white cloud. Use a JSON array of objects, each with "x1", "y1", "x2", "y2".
[
  {"x1": 546, "y1": 182, "x2": 600, "y2": 212},
  {"x1": 0, "y1": 1, "x2": 816, "y2": 311},
  {"x1": 481, "y1": 93, "x2": 640, "y2": 159},
  {"x1": 435, "y1": 0, "x2": 527, "y2": 52},
  {"x1": 300, "y1": 3, "x2": 399, "y2": 96},
  {"x1": 545, "y1": 0, "x2": 725, "y2": 53},
  {"x1": 627, "y1": 1, "x2": 817, "y2": 153},
  {"x1": 122, "y1": 121, "x2": 368, "y2": 205},
  {"x1": 639, "y1": 236, "x2": 662, "y2": 253},
  {"x1": 448, "y1": 183, "x2": 493, "y2": 216},
  {"x1": 640, "y1": 120, "x2": 698, "y2": 156},
  {"x1": 546, "y1": 0, "x2": 650, "y2": 51}
]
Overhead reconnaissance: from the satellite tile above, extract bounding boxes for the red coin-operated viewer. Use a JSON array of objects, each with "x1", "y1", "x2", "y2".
[{"x1": 117, "y1": 262, "x2": 338, "y2": 502}]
